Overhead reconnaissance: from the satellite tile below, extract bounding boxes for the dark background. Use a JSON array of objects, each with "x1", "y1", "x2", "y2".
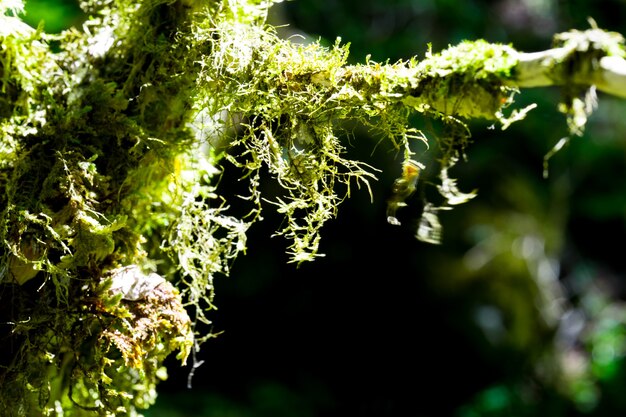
[{"x1": 19, "y1": 1, "x2": 626, "y2": 416}]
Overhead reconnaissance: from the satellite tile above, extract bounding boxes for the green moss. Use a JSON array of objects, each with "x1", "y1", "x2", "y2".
[
  {"x1": 404, "y1": 40, "x2": 519, "y2": 119},
  {"x1": 0, "y1": 3, "x2": 536, "y2": 412},
  {"x1": 0, "y1": 0, "x2": 203, "y2": 414},
  {"x1": 0, "y1": 0, "x2": 617, "y2": 414}
]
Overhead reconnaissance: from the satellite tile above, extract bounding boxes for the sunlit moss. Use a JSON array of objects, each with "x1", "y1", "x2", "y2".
[{"x1": 1, "y1": 0, "x2": 619, "y2": 415}]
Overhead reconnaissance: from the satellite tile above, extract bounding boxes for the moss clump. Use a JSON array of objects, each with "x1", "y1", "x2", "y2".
[{"x1": 0, "y1": 0, "x2": 207, "y2": 414}]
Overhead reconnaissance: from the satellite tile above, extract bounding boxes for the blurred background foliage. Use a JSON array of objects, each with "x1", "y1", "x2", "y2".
[{"x1": 17, "y1": 0, "x2": 626, "y2": 416}]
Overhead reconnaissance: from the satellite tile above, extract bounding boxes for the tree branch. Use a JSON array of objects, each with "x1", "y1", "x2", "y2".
[
  {"x1": 516, "y1": 49, "x2": 626, "y2": 98},
  {"x1": 512, "y1": 27, "x2": 626, "y2": 98}
]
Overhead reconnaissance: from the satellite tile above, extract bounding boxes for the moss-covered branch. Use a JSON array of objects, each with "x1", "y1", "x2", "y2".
[
  {"x1": 513, "y1": 27, "x2": 626, "y2": 97},
  {"x1": 0, "y1": 0, "x2": 625, "y2": 415}
]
